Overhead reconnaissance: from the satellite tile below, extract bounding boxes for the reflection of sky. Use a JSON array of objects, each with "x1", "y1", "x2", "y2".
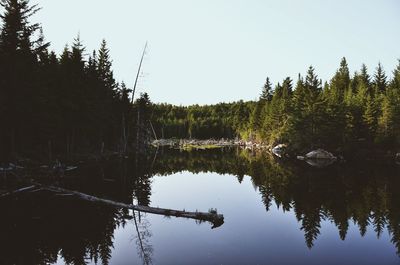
[{"x1": 103, "y1": 172, "x2": 398, "y2": 265}]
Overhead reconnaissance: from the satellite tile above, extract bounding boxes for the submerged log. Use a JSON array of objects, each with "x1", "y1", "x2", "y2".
[{"x1": 40, "y1": 185, "x2": 224, "y2": 228}]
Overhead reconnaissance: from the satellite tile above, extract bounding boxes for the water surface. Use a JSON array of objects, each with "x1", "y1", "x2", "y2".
[{"x1": 1, "y1": 148, "x2": 399, "y2": 264}]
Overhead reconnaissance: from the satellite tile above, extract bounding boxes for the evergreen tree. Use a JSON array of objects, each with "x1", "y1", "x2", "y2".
[
  {"x1": 98, "y1": 39, "x2": 116, "y2": 93},
  {"x1": 249, "y1": 77, "x2": 273, "y2": 140},
  {"x1": 363, "y1": 95, "x2": 379, "y2": 141},
  {"x1": 260, "y1": 77, "x2": 273, "y2": 101},
  {"x1": 264, "y1": 78, "x2": 292, "y2": 144},
  {"x1": 377, "y1": 60, "x2": 400, "y2": 145},
  {"x1": 0, "y1": 0, "x2": 43, "y2": 160},
  {"x1": 360, "y1": 64, "x2": 372, "y2": 95},
  {"x1": 373, "y1": 62, "x2": 388, "y2": 93},
  {"x1": 329, "y1": 57, "x2": 350, "y2": 102},
  {"x1": 290, "y1": 67, "x2": 324, "y2": 148},
  {"x1": 324, "y1": 58, "x2": 351, "y2": 146}
]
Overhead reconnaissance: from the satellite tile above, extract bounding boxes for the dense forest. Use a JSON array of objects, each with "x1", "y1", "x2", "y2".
[
  {"x1": 248, "y1": 60, "x2": 400, "y2": 151},
  {"x1": 152, "y1": 59, "x2": 400, "y2": 154},
  {"x1": 1, "y1": 0, "x2": 399, "y2": 164},
  {"x1": 0, "y1": 0, "x2": 152, "y2": 163},
  {"x1": 151, "y1": 101, "x2": 254, "y2": 139}
]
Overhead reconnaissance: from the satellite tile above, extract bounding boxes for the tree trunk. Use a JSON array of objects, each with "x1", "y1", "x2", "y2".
[{"x1": 39, "y1": 184, "x2": 224, "y2": 228}]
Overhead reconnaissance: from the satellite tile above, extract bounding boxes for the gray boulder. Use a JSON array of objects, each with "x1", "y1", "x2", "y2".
[
  {"x1": 297, "y1": 149, "x2": 337, "y2": 168},
  {"x1": 305, "y1": 149, "x2": 336, "y2": 160}
]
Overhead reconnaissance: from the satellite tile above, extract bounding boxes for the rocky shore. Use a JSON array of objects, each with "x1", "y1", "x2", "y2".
[{"x1": 152, "y1": 138, "x2": 400, "y2": 168}]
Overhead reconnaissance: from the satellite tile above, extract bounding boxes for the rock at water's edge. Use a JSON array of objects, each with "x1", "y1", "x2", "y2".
[{"x1": 305, "y1": 149, "x2": 336, "y2": 160}]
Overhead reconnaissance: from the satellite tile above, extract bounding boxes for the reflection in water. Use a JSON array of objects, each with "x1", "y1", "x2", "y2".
[
  {"x1": 132, "y1": 211, "x2": 153, "y2": 265},
  {"x1": 0, "y1": 195, "x2": 123, "y2": 265},
  {"x1": 140, "y1": 147, "x2": 400, "y2": 255},
  {"x1": 1, "y1": 147, "x2": 400, "y2": 264}
]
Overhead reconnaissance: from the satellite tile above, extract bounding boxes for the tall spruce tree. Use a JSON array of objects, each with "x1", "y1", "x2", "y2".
[
  {"x1": 291, "y1": 66, "x2": 324, "y2": 148},
  {"x1": 264, "y1": 77, "x2": 293, "y2": 144},
  {"x1": 329, "y1": 57, "x2": 350, "y2": 102},
  {"x1": 373, "y1": 62, "x2": 388, "y2": 94},
  {"x1": 324, "y1": 58, "x2": 351, "y2": 145},
  {"x1": 249, "y1": 77, "x2": 273, "y2": 140},
  {"x1": 0, "y1": 0, "x2": 43, "y2": 161}
]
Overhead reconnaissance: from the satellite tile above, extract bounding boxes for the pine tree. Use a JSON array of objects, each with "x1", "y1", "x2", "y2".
[
  {"x1": 0, "y1": 0, "x2": 43, "y2": 160},
  {"x1": 379, "y1": 60, "x2": 400, "y2": 145},
  {"x1": 98, "y1": 39, "x2": 116, "y2": 93},
  {"x1": 324, "y1": 58, "x2": 351, "y2": 146},
  {"x1": 329, "y1": 57, "x2": 350, "y2": 102},
  {"x1": 360, "y1": 64, "x2": 371, "y2": 93},
  {"x1": 291, "y1": 66, "x2": 325, "y2": 147},
  {"x1": 265, "y1": 77, "x2": 293, "y2": 144},
  {"x1": 249, "y1": 77, "x2": 273, "y2": 140},
  {"x1": 390, "y1": 60, "x2": 400, "y2": 91},
  {"x1": 373, "y1": 62, "x2": 387, "y2": 94},
  {"x1": 363, "y1": 95, "x2": 379, "y2": 141},
  {"x1": 95, "y1": 39, "x2": 120, "y2": 148},
  {"x1": 260, "y1": 77, "x2": 273, "y2": 101},
  {"x1": 377, "y1": 95, "x2": 395, "y2": 144}
]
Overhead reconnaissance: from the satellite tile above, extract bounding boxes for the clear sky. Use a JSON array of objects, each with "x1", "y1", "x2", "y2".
[{"x1": 32, "y1": 0, "x2": 400, "y2": 105}]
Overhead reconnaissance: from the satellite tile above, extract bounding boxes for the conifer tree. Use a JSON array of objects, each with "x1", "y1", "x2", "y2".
[
  {"x1": 329, "y1": 57, "x2": 350, "y2": 102},
  {"x1": 0, "y1": 0, "x2": 43, "y2": 160},
  {"x1": 360, "y1": 64, "x2": 371, "y2": 94},
  {"x1": 290, "y1": 67, "x2": 324, "y2": 148},
  {"x1": 373, "y1": 63, "x2": 388, "y2": 94},
  {"x1": 363, "y1": 95, "x2": 379, "y2": 141},
  {"x1": 324, "y1": 58, "x2": 351, "y2": 145},
  {"x1": 264, "y1": 77, "x2": 293, "y2": 144},
  {"x1": 260, "y1": 77, "x2": 273, "y2": 101},
  {"x1": 249, "y1": 77, "x2": 273, "y2": 140}
]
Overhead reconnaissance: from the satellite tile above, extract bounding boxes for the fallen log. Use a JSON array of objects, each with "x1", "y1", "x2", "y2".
[
  {"x1": 0, "y1": 182, "x2": 224, "y2": 228},
  {"x1": 40, "y1": 185, "x2": 224, "y2": 228}
]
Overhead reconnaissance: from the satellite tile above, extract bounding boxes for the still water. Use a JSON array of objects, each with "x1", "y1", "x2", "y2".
[{"x1": 1, "y1": 148, "x2": 400, "y2": 264}]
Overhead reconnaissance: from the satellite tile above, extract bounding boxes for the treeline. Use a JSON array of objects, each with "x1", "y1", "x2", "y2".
[
  {"x1": 0, "y1": 0, "x2": 151, "y2": 162},
  {"x1": 151, "y1": 101, "x2": 254, "y2": 139},
  {"x1": 152, "y1": 58, "x2": 400, "y2": 153},
  {"x1": 248, "y1": 58, "x2": 400, "y2": 151}
]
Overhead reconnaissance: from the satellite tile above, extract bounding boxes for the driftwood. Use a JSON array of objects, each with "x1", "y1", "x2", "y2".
[
  {"x1": 18, "y1": 183, "x2": 223, "y2": 228},
  {"x1": 43, "y1": 185, "x2": 223, "y2": 228}
]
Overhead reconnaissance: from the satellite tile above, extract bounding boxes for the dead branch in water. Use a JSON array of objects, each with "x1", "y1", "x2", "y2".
[{"x1": 7, "y1": 183, "x2": 223, "y2": 228}]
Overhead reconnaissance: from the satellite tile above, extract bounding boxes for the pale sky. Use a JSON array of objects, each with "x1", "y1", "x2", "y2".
[{"x1": 31, "y1": 0, "x2": 400, "y2": 105}]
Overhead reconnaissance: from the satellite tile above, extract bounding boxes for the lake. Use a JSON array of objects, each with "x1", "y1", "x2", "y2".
[{"x1": 1, "y1": 147, "x2": 399, "y2": 265}]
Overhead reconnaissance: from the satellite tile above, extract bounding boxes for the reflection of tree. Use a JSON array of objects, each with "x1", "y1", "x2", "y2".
[
  {"x1": 150, "y1": 148, "x2": 400, "y2": 254},
  {"x1": 133, "y1": 211, "x2": 153, "y2": 265},
  {"x1": 297, "y1": 209, "x2": 322, "y2": 248},
  {"x1": 0, "y1": 148, "x2": 158, "y2": 265},
  {"x1": 2, "y1": 147, "x2": 400, "y2": 262},
  {"x1": 0, "y1": 194, "x2": 124, "y2": 265}
]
